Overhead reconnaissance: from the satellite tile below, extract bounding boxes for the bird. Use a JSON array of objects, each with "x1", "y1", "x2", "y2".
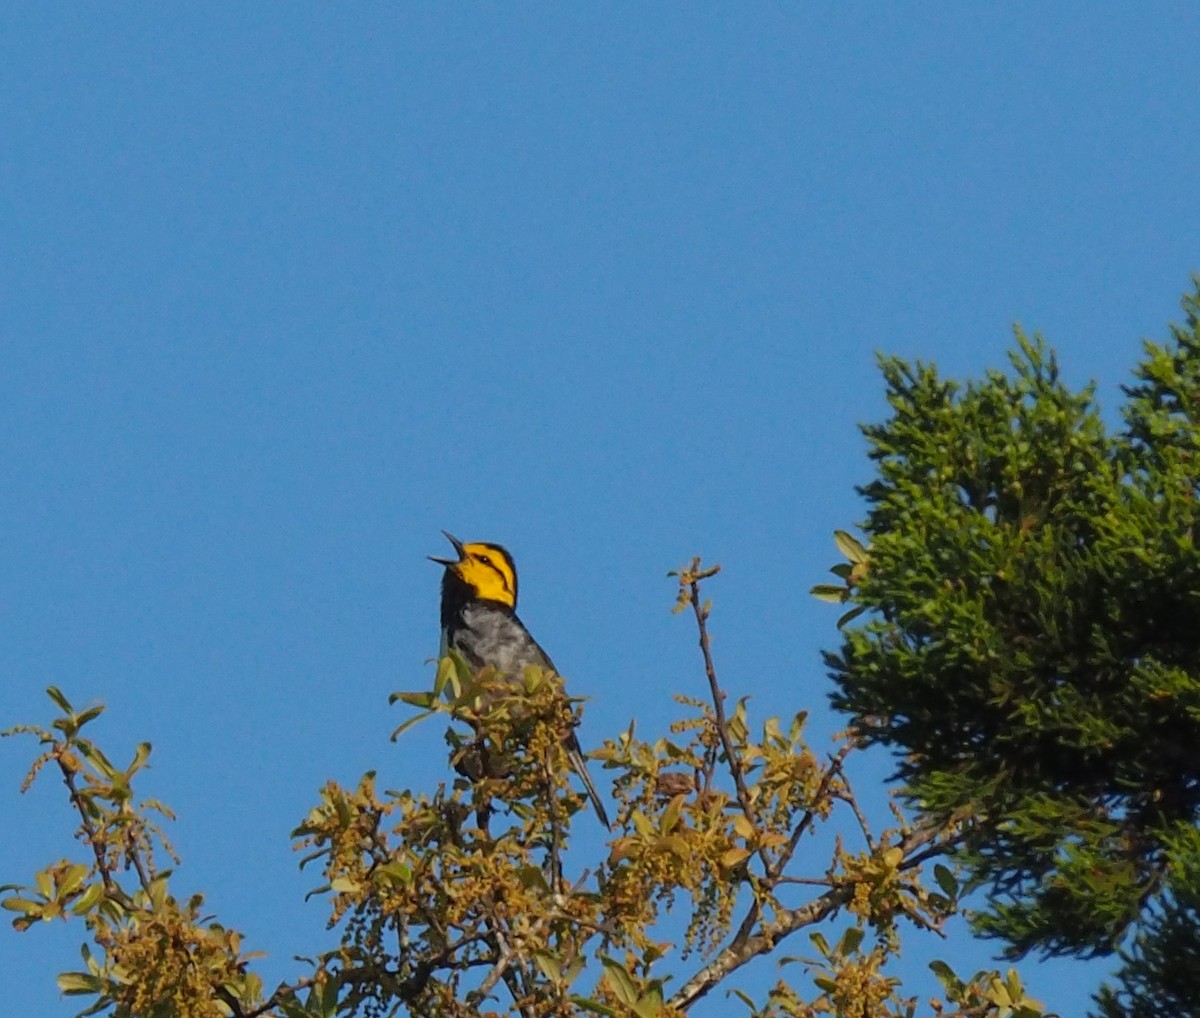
[{"x1": 429, "y1": 531, "x2": 611, "y2": 828}]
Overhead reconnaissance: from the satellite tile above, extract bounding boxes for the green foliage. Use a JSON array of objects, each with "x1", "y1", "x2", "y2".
[
  {"x1": 4, "y1": 569, "x2": 1046, "y2": 1017},
  {"x1": 1092, "y1": 825, "x2": 1200, "y2": 1017},
  {"x1": 824, "y1": 282, "x2": 1200, "y2": 1001},
  {"x1": 1, "y1": 689, "x2": 266, "y2": 1018}
]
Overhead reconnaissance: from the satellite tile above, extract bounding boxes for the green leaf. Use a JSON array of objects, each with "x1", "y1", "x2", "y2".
[
  {"x1": 731, "y1": 813, "x2": 756, "y2": 841},
  {"x1": 928, "y1": 959, "x2": 961, "y2": 991},
  {"x1": 518, "y1": 866, "x2": 550, "y2": 892},
  {"x1": 78, "y1": 742, "x2": 117, "y2": 780},
  {"x1": 70, "y1": 882, "x2": 105, "y2": 916},
  {"x1": 934, "y1": 863, "x2": 958, "y2": 897},
  {"x1": 563, "y1": 956, "x2": 586, "y2": 986},
  {"x1": 57, "y1": 971, "x2": 102, "y2": 996},
  {"x1": 986, "y1": 973, "x2": 1013, "y2": 1006},
  {"x1": 1004, "y1": 967, "x2": 1025, "y2": 1000},
  {"x1": 449, "y1": 651, "x2": 475, "y2": 688},
  {"x1": 376, "y1": 861, "x2": 412, "y2": 886},
  {"x1": 833, "y1": 529, "x2": 867, "y2": 563},
  {"x1": 390, "y1": 710, "x2": 434, "y2": 741},
  {"x1": 147, "y1": 874, "x2": 170, "y2": 910},
  {"x1": 572, "y1": 997, "x2": 617, "y2": 1016},
  {"x1": 391, "y1": 691, "x2": 436, "y2": 709},
  {"x1": 46, "y1": 686, "x2": 74, "y2": 714},
  {"x1": 658, "y1": 835, "x2": 690, "y2": 859},
  {"x1": 432, "y1": 656, "x2": 454, "y2": 698},
  {"x1": 127, "y1": 742, "x2": 152, "y2": 776},
  {"x1": 631, "y1": 811, "x2": 655, "y2": 838},
  {"x1": 74, "y1": 705, "x2": 105, "y2": 728},
  {"x1": 533, "y1": 953, "x2": 562, "y2": 983},
  {"x1": 79, "y1": 943, "x2": 98, "y2": 974},
  {"x1": 730, "y1": 989, "x2": 758, "y2": 1011},
  {"x1": 313, "y1": 979, "x2": 340, "y2": 1016},
  {"x1": 600, "y1": 958, "x2": 639, "y2": 1006},
  {"x1": 661, "y1": 794, "x2": 685, "y2": 832},
  {"x1": 58, "y1": 864, "x2": 90, "y2": 897},
  {"x1": 721, "y1": 846, "x2": 751, "y2": 870},
  {"x1": 810, "y1": 583, "x2": 847, "y2": 604},
  {"x1": 836, "y1": 926, "x2": 864, "y2": 955},
  {"x1": 836, "y1": 605, "x2": 866, "y2": 629},
  {"x1": 633, "y1": 996, "x2": 662, "y2": 1018}
]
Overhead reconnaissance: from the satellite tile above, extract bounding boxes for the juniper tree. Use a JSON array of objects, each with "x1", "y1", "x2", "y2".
[{"x1": 823, "y1": 281, "x2": 1200, "y2": 1013}]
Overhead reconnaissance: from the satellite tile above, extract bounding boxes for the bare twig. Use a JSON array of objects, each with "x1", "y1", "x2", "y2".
[
  {"x1": 125, "y1": 832, "x2": 155, "y2": 895},
  {"x1": 681, "y1": 562, "x2": 772, "y2": 873},
  {"x1": 835, "y1": 784, "x2": 877, "y2": 854},
  {"x1": 473, "y1": 933, "x2": 519, "y2": 1002},
  {"x1": 901, "y1": 837, "x2": 960, "y2": 872},
  {"x1": 544, "y1": 750, "x2": 565, "y2": 895},
  {"x1": 488, "y1": 918, "x2": 537, "y2": 1018}
]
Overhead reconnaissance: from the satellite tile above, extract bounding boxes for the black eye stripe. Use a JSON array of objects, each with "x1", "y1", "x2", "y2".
[
  {"x1": 464, "y1": 543, "x2": 518, "y2": 604},
  {"x1": 475, "y1": 555, "x2": 511, "y2": 593}
]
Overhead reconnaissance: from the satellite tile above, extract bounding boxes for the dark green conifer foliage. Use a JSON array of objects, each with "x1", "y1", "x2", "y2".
[
  {"x1": 1093, "y1": 828, "x2": 1200, "y2": 1018},
  {"x1": 826, "y1": 283, "x2": 1200, "y2": 1007}
]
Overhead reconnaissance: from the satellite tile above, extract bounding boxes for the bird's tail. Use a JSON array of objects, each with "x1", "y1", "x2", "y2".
[{"x1": 565, "y1": 736, "x2": 611, "y2": 829}]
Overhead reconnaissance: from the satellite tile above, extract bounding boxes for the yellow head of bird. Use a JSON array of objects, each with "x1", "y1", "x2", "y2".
[{"x1": 429, "y1": 531, "x2": 518, "y2": 607}]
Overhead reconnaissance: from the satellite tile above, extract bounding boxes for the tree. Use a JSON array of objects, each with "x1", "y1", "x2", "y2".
[
  {"x1": 3, "y1": 565, "x2": 1042, "y2": 1018},
  {"x1": 823, "y1": 281, "x2": 1200, "y2": 1014}
]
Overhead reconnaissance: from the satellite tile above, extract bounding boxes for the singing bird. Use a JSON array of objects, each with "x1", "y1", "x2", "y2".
[{"x1": 430, "y1": 532, "x2": 610, "y2": 828}]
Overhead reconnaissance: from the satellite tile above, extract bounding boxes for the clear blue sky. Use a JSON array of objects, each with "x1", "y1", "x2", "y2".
[{"x1": 3, "y1": 6, "x2": 1198, "y2": 1015}]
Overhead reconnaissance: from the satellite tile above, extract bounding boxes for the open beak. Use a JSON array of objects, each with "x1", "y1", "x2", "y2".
[{"x1": 428, "y1": 530, "x2": 466, "y2": 566}]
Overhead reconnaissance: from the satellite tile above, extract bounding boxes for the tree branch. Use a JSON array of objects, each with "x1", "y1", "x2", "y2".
[
  {"x1": 57, "y1": 753, "x2": 117, "y2": 895},
  {"x1": 669, "y1": 883, "x2": 854, "y2": 1010},
  {"x1": 669, "y1": 807, "x2": 955, "y2": 1011},
  {"x1": 682, "y1": 562, "x2": 772, "y2": 873},
  {"x1": 770, "y1": 744, "x2": 854, "y2": 883}
]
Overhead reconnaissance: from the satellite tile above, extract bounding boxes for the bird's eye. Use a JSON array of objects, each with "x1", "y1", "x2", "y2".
[{"x1": 478, "y1": 555, "x2": 491, "y2": 566}]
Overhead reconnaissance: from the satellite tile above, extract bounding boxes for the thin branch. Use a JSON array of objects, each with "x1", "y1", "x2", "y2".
[
  {"x1": 668, "y1": 814, "x2": 953, "y2": 1011},
  {"x1": 901, "y1": 840, "x2": 958, "y2": 872},
  {"x1": 896, "y1": 881, "x2": 947, "y2": 936},
  {"x1": 474, "y1": 889, "x2": 595, "y2": 1014},
  {"x1": 57, "y1": 753, "x2": 116, "y2": 894},
  {"x1": 834, "y1": 784, "x2": 877, "y2": 854},
  {"x1": 486, "y1": 918, "x2": 537, "y2": 1018},
  {"x1": 472, "y1": 935, "x2": 519, "y2": 1002},
  {"x1": 769, "y1": 744, "x2": 854, "y2": 883},
  {"x1": 669, "y1": 883, "x2": 855, "y2": 1010},
  {"x1": 773, "y1": 875, "x2": 833, "y2": 887},
  {"x1": 317, "y1": 949, "x2": 497, "y2": 1017},
  {"x1": 124, "y1": 829, "x2": 155, "y2": 895},
  {"x1": 683, "y1": 564, "x2": 771, "y2": 872},
  {"x1": 544, "y1": 750, "x2": 565, "y2": 895}
]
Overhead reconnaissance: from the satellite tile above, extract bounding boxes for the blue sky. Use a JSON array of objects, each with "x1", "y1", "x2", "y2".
[{"x1": 3, "y1": 6, "x2": 1198, "y2": 1015}]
